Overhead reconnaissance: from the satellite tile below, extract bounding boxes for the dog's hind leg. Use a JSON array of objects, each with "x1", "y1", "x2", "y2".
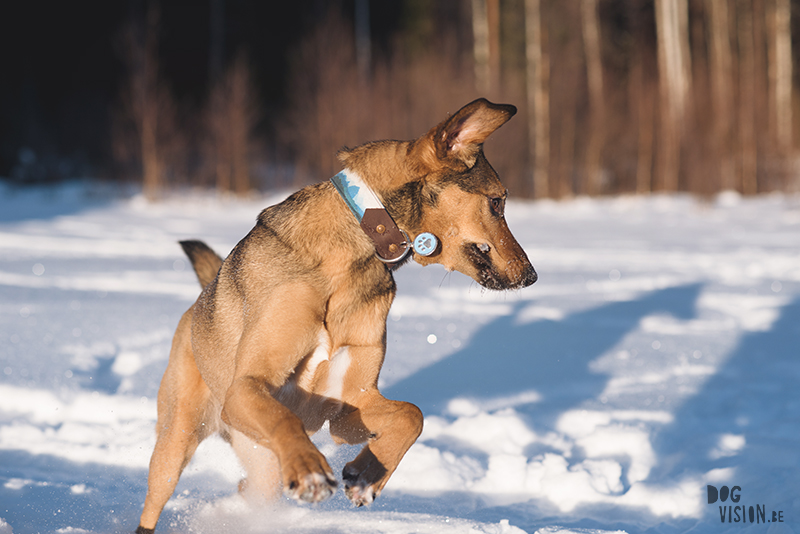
[
  {"x1": 138, "y1": 311, "x2": 213, "y2": 533},
  {"x1": 230, "y1": 429, "x2": 282, "y2": 503}
]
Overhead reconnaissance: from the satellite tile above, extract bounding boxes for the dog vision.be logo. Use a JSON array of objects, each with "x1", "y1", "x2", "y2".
[{"x1": 707, "y1": 485, "x2": 785, "y2": 525}]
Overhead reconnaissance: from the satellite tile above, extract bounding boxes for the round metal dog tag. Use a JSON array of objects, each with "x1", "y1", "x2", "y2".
[{"x1": 413, "y1": 232, "x2": 438, "y2": 256}]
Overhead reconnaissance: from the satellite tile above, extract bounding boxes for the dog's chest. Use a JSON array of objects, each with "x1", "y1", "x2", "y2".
[{"x1": 276, "y1": 329, "x2": 352, "y2": 409}]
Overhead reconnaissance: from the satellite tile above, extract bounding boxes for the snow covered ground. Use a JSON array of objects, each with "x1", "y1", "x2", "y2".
[{"x1": 0, "y1": 181, "x2": 798, "y2": 534}]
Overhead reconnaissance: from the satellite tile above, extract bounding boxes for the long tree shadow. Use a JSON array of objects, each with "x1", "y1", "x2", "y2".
[
  {"x1": 650, "y1": 295, "x2": 800, "y2": 525},
  {"x1": 387, "y1": 283, "x2": 704, "y2": 422}
]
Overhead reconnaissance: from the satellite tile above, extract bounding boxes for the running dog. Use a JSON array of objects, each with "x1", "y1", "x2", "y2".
[{"x1": 137, "y1": 98, "x2": 537, "y2": 533}]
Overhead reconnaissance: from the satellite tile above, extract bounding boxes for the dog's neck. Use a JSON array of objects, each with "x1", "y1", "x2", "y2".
[
  {"x1": 331, "y1": 169, "x2": 411, "y2": 263},
  {"x1": 332, "y1": 168, "x2": 441, "y2": 264}
]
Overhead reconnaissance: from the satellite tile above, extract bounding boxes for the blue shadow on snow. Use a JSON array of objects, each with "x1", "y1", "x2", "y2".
[
  {"x1": 650, "y1": 295, "x2": 800, "y2": 528},
  {"x1": 387, "y1": 283, "x2": 704, "y2": 422}
]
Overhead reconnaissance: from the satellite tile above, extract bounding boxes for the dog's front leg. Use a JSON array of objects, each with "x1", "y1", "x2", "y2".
[
  {"x1": 330, "y1": 380, "x2": 423, "y2": 506},
  {"x1": 222, "y1": 377, "x2": 337, "y2": 502},
  {"x1": 221, "y1": 285, "x2": 337, "y2": 503}
]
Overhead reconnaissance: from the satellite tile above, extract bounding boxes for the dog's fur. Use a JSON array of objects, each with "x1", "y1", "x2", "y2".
[{"x1": 137, "y1": 99, "x2": 536, "y2": 533}]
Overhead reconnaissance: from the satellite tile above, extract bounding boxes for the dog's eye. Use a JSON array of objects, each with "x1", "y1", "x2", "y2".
[{"x1": 489, "y1": 197, "x2": 504, "y2": 216}]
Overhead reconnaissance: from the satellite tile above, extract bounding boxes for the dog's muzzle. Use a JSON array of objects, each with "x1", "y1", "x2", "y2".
[
  {"x1": 518, "y1": 263, "x2": 538, "y2": 287},
  {"x1": 465, "y1": 243, "x2": 537, "y2": 290}
]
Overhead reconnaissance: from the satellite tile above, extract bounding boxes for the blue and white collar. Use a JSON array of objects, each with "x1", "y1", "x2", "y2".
[
  {"x1": 331, "y1": 170, "x2": 438, "y2": 262},
  {"x1": 330, "y1": 169, "x2": 386, "y2": 221}
]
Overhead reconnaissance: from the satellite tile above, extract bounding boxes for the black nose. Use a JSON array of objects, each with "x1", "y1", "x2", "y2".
[{"x1": 521, "y1": 265, "x2": 538, "y2": 287}]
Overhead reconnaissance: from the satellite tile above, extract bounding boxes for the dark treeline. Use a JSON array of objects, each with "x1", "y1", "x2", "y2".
[{"x1": 2, "y1": 0, "x2": 799, "y2": 198}]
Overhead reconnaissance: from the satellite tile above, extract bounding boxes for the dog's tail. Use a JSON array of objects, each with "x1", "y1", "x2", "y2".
[{"x1": 179, "y1": 240, "x2": 223, "y2": 288}]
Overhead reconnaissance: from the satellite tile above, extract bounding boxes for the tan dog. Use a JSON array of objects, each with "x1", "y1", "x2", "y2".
[{"x1": 136, "y1": 99, "x2": 536, "y2": 533}]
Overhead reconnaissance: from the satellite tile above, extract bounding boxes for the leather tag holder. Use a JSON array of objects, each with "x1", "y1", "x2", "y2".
[{"x1": 360, "y1": 208, "x2": 409, "y2": 262}]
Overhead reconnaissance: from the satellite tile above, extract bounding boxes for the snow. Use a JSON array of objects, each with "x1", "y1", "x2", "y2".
[{"x1": 1, "y1": 181, "x2": 799, "y2": 534}]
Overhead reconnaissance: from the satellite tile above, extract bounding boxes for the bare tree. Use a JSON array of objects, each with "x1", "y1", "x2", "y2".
[
  {"x1": 472, "y1": 0, "x2": 490, "y2": 95},
  {"x1": 581, "y1": 0, "x2": 604, "y2": 195},
  {"x1": 115, "y1": 4, "x2": 181, "y2": 200},
  {"x1": 655, "y1": 0, "x2": 691, "y2": 191},
  {"x1": 487, "y1": 0, "x2": 501, "y2": 97},
  {"x1": 273, "y1": 0, "x2": 796, "y2": 199},
  {"x1": 752, "y1": 0, "x2": 769, "y2": 183},
  {"x1": 632, "y1": 43, "x2": 655, "y2": 194},
  {"x1": 738, "y1": 0, "x2": 757, "y2": 194},
  {"x1": 771, "y1": 0, "x2": 792, "y2": 158},
  {"x1": 471, "y1": 0, "x2": 501, "y2": 97},
  {"x1": 706, "y1": 0, "x2": 734, "y2": 190},
  {"x1": 525, "y1": 0, "x2": 549, "y2": 199},
  {"x1": 282, "y1": 5, "x2": 477, "y2": 185},
  {"x1": 627, "y1": 1, "x2": 656, "y2": 195},
  {"x1": 207, "y1": 53, "x2": 260, "y2": 195}
]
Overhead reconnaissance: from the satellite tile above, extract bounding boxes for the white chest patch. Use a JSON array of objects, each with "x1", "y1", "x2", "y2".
[
  {"x1": 296, "y1": 330, "x2": 331, "y2": 391},
  {"x1": 322, "y1": 347, "x2": 351, "y2": 401},
  {"x1": 294, "y1": 330, "x2": 351, "y2": 401}
]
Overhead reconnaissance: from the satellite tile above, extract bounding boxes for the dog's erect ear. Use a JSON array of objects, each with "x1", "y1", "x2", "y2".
[{"x1": 433, "y1": 98, "x2": 516, "y2": 168}]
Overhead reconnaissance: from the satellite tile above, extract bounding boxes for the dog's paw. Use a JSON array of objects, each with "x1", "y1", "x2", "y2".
[
  {"x1": 282, "y1": 450, "x2": 337, "y2": 503},
  {"x1": 286, "y1": 472, "x2": 337, "y2": 503},
  {"x1": 344, "y1": 481, "x2": 376, "y2": 507},
  {"x1": 342, "y1": 463, "x2": 379, "y2": 507}
]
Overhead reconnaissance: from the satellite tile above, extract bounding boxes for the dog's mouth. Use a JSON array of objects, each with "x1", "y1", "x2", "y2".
[{"x1": 462, "y1": 242, "x2": 537, "y2": 290}]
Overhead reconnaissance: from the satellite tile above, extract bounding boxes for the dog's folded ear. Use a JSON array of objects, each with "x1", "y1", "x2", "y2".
[{"x1": 433, "y1": 98, "x2": 516, "y2": 168}]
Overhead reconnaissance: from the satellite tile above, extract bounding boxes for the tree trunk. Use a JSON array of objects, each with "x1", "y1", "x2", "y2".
[
  {"x1": 581, "y1": 0, "x2": 604, "y2": 195},
  {"x1": 633, "y1": 52, "x2": 655, "y2": 194},
  {"x1": 141, "y1": 6, "x2": 161, "y2": 200},
  {"x1": 655, "y1": 0, "x2": 690, "y2": 191},
  {"x1": 706, "y1": 0, "x2": 735, "y2": 191},
  {"x1": 738, "y1": 0, "x2": 758, "y2": 194},
  {"x1": 752, "y1": 0, "x2": 768, "y2": 183},
  {"x1": 773, "y1": 0, "x2": 792, "y2": 158},
  {"x1": 208, "y1": 53, "x2": 258, "y2": 195},
  {"x1": 230, "y1": 57, "x2": 251, "y2": 195},
  {"x1": 487, "y1": 0, "x2": 501, "y2": 97},
  {"x1": 472, "y1": 0, "x2": 490, "y2": 95},
  {"x1": 525, "y1": 0, "x2": 549, "y2": 198}
]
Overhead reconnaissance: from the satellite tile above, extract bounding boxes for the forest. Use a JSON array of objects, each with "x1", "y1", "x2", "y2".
[{"x1": 2, "y1": 0, "x2": 799, "y2": 199}]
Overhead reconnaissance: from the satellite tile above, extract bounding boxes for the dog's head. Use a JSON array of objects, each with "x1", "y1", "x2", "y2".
[{"x1": 346, "y1": 99, "x2": 537, "y2": 290}]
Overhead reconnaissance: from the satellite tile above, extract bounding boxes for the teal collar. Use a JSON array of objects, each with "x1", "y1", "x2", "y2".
[
  {"x1": 330, "y1": 169, "x2": 440, "y2": 262},
  {"x1": 331, "y1": 170, "x2": 411, "y2": 263}
]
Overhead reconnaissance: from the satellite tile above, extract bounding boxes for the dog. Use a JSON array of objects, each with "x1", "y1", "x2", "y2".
[{"x1": 136, "y1": 98, "x2": 537, "y2": 533}]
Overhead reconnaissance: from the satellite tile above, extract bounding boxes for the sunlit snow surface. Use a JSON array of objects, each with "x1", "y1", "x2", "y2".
[{"x1": 1, "y1": 182, "x2": 799, "y2": 534}]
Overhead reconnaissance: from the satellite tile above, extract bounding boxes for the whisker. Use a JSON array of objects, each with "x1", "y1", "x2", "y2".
[{"x1": 438, "y1": 270, "x2": 452, "y2": 289}]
